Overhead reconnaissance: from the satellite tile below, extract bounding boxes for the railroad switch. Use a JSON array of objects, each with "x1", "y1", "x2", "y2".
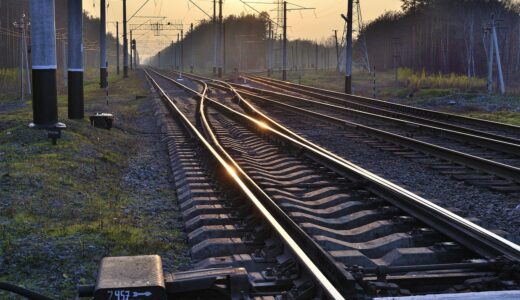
[{"x1": 90, "y1": 113, "x2": 114, "y2": 130}]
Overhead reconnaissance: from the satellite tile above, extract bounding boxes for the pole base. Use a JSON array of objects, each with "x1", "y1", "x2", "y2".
[
  {"x1": 282, "y1": 70, "x2": 287, "y2": 81},
  {"x1": 32, "y1": 69, "x2": 58, "y2": 126},
  {"x1": 29, "y1": 122, "x2": 66, "y2": 130},
  {"x1": 123, "y1": 66, "x2": 128, "y2": 78},
  {"x1": 100, "y1": 68, "x2": 108, "y2": 89},
  {"x1": 218, "y1": 67, "x2": 223, "y2": 78},
  {"x1": 345, "y1": 75, "x2": 352, "y2": 94},
  {"x1": 68, "y1": 71, "x2": 84, "y2": 119}
]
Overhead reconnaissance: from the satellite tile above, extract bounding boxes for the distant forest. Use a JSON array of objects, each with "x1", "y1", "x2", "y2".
[
  {"x1": 362, "y1": 0, "x2": 520, "y2": 82},
  {"x1": 0, "y1": 0, "x2": 119, "y2": 70},
  {"x1": 147, "y1": 12, "x2": 336, "y2": 72},
  {"x1": 3, "y1": 0, "x2": 520, "y2": 81}
]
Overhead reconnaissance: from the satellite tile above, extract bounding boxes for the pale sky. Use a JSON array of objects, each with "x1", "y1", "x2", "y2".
[{"x1": 84, "y1": 0, "x2": 402, "y2": 57}]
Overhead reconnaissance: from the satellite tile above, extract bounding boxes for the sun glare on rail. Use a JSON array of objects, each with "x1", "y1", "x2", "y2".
[
  {"x1": 225, "y1": 165, "x2": 237, "y2": 177},
  {"x1": 257, "y1": 121, "x2": 269, "y2": 129}
]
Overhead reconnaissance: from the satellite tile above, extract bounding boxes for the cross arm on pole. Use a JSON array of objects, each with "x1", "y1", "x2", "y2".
[
  {"x1": 187, "y1": 0, "x2": 213, "y2": 19},
  {"x1": 128, "y1": 0, "x2": 151, "y2": 22}
]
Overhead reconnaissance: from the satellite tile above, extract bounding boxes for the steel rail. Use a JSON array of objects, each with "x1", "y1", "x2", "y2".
[
  {"x1": 230, "y1": 86, "x2": 520, "y2": 185},
  {"x1": 206, "y1": 91, "x2": 520, "y2": 262},
  {"x1": 161, "y1": 70, "x2": 520, "y2": 262},
  {"x1": 171, "y1": 72, "x2": 520, "y2": 186},
  {"x1": 247, "y1": 74, "x2": 520, "y2": 133},
  {"x1": 231, "y1": 84, "x2": 520, "y2": 157},
  {"x1": 245, "y1": 75, "x2": 520, "y2": 145},
  {"x1": 144, "y1": 68, "x2": 347, "y2": 299}
]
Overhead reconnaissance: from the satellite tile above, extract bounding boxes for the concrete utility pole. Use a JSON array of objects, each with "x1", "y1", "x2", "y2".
[
  {"x1": 491, "y1": 16, "x2": 505, "y2": 95},
  {"x1": 282, "y1": 1, "x2": 287, "y2": 80},
  {"x1": 295, "y1": 40, "x2": 299, "y2": 71},
  {"x1": 334, "y1": 30, "x2": 340, "y2": 72},
  {"x1": 133, "y1": 39, "x2": 137, "y2": 69},
  {"x1": 487, "y1": 19, "x2": 495, "y2": 94},
  {"x1": 217, "y1": 0, "x2": 223, "y2": 78},
  {"x1": 345, "y1": 0, "x2": 353, "y2": 94},
  {"x1": 315, "y1": 43, "x2": 318, "y2": 71},
  {"x1": 130, "y1": 30, "x2": 133, "y2": 70},
  {"x1": 176, "y1": 33, "x2": 180, "y2": 69},
  {"x1": 213, "y1": 0, "x2": 217, "y2": 75},
  {"x1": 223, "y1": 23, "x2": 226, "y2": 74},
  {"x1": 123, "y1": 0, "x2": 128, "y2": 78},
  {"x1": 22, "y1": 15, "x2": 31, "y2": 96},
  {"x1": 13, "y1": 14, "x2": 29, "y2": 101},
  {"x1": 181, "y1": 29, "x2": 184, "y2": 72},
  {"x1": 68, "y1": 0, "x2": 84, "y2": 119},
  {"x1": 171, "y1": 41, "x2": 174, "y2": 68},
  {"x1": 190, "y1": 23, "x2": 194, "y2": 73},
  {"x1": 100, "y1": 0, "x2": 107, "y2": 88},
  {"x1": 267, "y1": 21, "x2": 272, "y2": 77},
  {"x1": 116, "y1": 22, "x2": 120, "y2": 75},
  {"x1": 62, "y1": 39, "x2": 67, "y2": 88},
  {"x1": 29, "y1": 0, "x2": 63, "y2": 128}
]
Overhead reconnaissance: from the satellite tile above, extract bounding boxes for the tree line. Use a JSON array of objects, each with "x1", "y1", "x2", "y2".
[
  {"x1": 361, "y1": 0, "x2": 520, "y2": 83},
  {"x1": 147, "y1": 13, "x2": 336, "y2": 73}
]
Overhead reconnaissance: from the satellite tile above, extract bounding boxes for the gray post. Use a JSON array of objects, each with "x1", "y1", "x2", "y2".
[
  {"x1": 17, "y1": 15, "x2": 25, "y2": 101},
  {"x1": 68, "y1": 0, "x2": 84, "y2": 119},
  {"x1": 175, "y1": 34, "x2": 179, "y2": 69},
  {"x1": 492, "y1": 21, "x2": 505, "y2": 95},
  {"x1": 62, "y1": 39, "x2": 67, "y2": 87},
  {"x1": 334, "y1": 30, "x2": 340, "y2": 72},
  {"x1": 22, "y1": 16, "x2": 31, "y2": 95},
  {"x1": 217, "y1": 0, "x2": 223, "y2": 78},
  {"x1": 315, "y1": 43, "x2": 318, "y2": 71},
  {"x1": 181, "y1": 29, "x2": 184, "y2": 72},
  {"x1": 133, "y1": 39, "x2": 137, "y2": 69},
  {"x1": 213, "y1": 0, "x2": 217, "y2": 75},
  {"x1": 123, "y1": 0, "x2": 128, "y2": 78},
  {"x1": 223, "y1": 22, "x2": 226, "y2": 74},
  {"x1": 30, "y1": 0, "x2": 62, "y2": 128},
  {"x1": 487, "y1": 19, "x2": 495, "y2": 94},
  {"x1": 130, "y1": 30, "x2": 133, "y2": 70},
  {"x1": 282, "y1": 1, "x2": 287, "y2": 80},
  {"x1": 345, "y1": 0, "x2": 353, "y2": 94},
  {"x1": 190, "y1": 23, "x2": 194, "y2": 73},
  {"x1": 267, "y1": 21, "x2": 272, "y2": 77},
  {"x1": 100, "y1": 0, "x2": 107, "y2": 88},
  {"x1": 116, "y1": 22, "x2": 120, "y2": 75},
  {"x1": 171, "y1": 41, "x2": 174, "y2": 68},
  {"x1": 279, "y1": 34, "x2": 283, "y2": 72}
]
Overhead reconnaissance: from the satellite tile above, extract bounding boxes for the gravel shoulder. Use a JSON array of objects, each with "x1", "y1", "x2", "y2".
[{"x1": 0, "y1": 71, "x2": 189, "y2": 298}]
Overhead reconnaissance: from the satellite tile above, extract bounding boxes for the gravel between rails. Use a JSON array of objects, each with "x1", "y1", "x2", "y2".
[{"x1": 249, "y1": 103, "x2": 520, "y2": 243}]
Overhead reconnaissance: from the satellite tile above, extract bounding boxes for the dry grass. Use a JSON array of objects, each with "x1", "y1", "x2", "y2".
[
  {"x1": 398, "y1": 68, "x2": 486, "y2": 91},
  {"x1": 0, "y1": 70, "x2": 187, "y2": 298}
]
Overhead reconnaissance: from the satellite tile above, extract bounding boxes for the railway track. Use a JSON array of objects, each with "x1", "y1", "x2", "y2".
[
  {"x1": 146, "y1": 68, "x2": 520, "y2": 299},
  {"x1": 244, "y1": 75, "x2": 520, "y2": 143},
  {"x1": 209, "y1": 76, "x2": 520, "y2": 193}
]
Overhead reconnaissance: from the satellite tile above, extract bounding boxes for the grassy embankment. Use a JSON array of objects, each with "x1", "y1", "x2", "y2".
[
  {"x1": 0, "y1": 70, "x2": 186, "y2": 298},
  {"x1": 264, "y1": 68, "x2": 520, "y2": 126}
]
